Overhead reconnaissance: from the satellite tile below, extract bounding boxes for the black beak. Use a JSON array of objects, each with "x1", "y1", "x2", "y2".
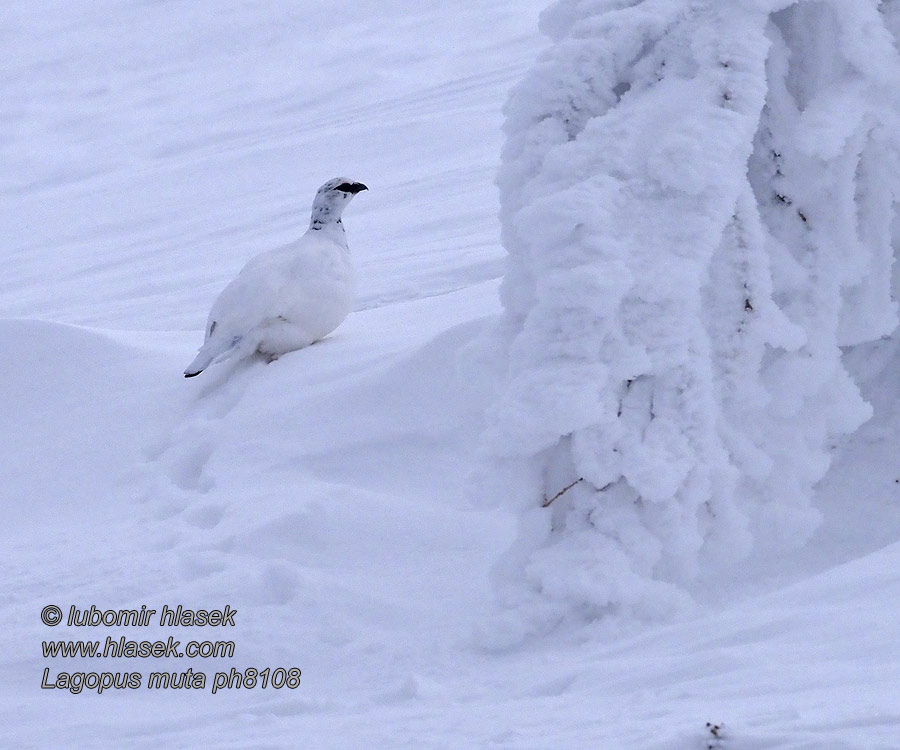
[{"x1": 336, "y1": 181, "x2": 368, "y2": 194}]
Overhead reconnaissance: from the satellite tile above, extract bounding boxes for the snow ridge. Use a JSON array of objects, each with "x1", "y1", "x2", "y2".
[{"x1": 481, "y1": 0, "x2": 900, "y2": 640}]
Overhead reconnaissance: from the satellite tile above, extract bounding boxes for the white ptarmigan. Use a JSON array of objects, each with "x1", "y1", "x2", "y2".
[{"x1": 184, "y1": 177, "x2": 367, "y2": 377}]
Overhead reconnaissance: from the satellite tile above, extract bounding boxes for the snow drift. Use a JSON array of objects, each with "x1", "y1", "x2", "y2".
[{"x1": 481, "y1": 0, "x2": 900, "y2": 638}]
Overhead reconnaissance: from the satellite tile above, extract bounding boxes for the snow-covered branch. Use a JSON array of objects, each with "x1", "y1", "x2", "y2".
[{"x1": 481, "y1": 0, "x2": 900, "y2": 641}]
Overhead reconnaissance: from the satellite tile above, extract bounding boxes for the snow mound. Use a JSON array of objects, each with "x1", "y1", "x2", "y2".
[{"x1": 0, "y1": 319, "x2": 182, "y2": 530}]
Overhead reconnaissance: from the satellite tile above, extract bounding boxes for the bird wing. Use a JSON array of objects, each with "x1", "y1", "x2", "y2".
[{"x1": 203, "y1": 246, "x2": 296, "y2": 342}]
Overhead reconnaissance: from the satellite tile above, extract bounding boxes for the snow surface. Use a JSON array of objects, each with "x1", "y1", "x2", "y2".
[{"x1": 2, "y1": 1, "x2": 900, "y2": 749}]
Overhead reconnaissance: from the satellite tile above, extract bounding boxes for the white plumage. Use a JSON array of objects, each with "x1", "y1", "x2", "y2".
[{"x1": 184, "y1": 177, "x2": 367, "y2": 377}]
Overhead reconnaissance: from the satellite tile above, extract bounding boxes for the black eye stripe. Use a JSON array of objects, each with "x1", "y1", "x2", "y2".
[{"x1": 333, "y1": 181, "x2": 367, "y2": 193}]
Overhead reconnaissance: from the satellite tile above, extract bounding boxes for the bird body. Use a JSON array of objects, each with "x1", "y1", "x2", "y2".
[{"x1": 184, "y1": 178, "x2": 367, "y2": 377}]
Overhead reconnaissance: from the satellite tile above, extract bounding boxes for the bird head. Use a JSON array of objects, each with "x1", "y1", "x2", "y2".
[{"x1": 309, "y1": 177, "x2": 368, "y2": 230}]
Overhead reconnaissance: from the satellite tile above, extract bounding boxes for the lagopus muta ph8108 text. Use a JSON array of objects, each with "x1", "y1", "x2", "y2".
[{"x1": 184, "y1": 177, "x2": 367, "y2": 377}]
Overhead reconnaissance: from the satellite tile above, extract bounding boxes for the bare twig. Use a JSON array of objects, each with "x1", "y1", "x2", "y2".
[{"x1": 541, "y1": 477, "x2": 585, "y2": 507}]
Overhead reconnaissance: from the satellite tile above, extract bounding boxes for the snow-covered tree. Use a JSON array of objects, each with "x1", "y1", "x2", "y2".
[{"x1": 480, "y1": 0, "x2": 900, "y2": 641}]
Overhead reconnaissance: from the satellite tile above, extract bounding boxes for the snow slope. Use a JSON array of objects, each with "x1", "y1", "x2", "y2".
[{"x1": 2, "y1": 1, "x2": 899, "y2": 748}]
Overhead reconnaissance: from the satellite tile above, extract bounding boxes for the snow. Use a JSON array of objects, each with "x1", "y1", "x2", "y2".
[{"x1": 2, "y1": 0, "x2": 900, "y2": 748}]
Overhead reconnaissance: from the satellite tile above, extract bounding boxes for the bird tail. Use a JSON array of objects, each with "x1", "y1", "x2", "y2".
[{"x1": 183, "y1": 335, "x2": 244, "y2": 378}]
